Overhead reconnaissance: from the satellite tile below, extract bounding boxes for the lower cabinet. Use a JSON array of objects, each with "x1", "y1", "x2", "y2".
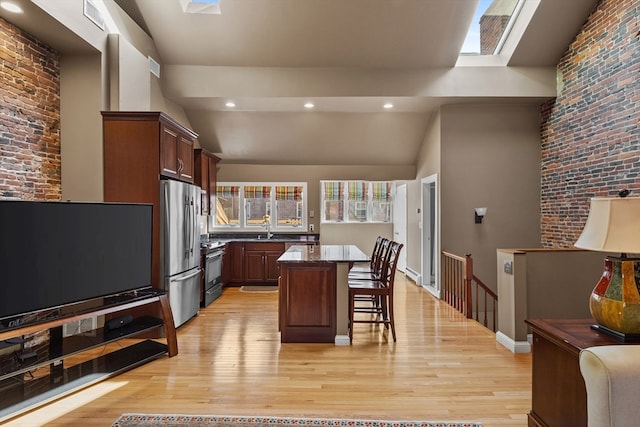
[
  {"x1": 244, "y1": 242, "x2": 285, "y2": 283},
  {"x1": 278, "y1": 262, "x2": 337, "y2": 343},
  {"x1": 222, "y1": 242, "x2": 245, "y2": 284}
]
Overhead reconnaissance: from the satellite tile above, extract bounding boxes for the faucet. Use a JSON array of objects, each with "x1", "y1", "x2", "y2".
[{"x1": 263, "y1": 215, "x2": 272, "y2": 239}]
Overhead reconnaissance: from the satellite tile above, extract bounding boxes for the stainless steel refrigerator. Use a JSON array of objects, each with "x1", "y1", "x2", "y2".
[{"x1": 160, "y1": 179, "x2": 201, "y2": 328}]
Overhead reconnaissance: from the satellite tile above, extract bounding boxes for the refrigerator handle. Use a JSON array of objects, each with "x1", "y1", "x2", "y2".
[
  {"x1": 189, "y1": 194, "x2": 194, "y2": 256},
  {"x1": 184, "y1": 194, "x2": 190, "y2": 259},
  {"x1": 170, "y1": 268, "x2": 201, "y2": 282}
]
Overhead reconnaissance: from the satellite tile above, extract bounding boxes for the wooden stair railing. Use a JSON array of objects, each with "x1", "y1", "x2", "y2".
[{"x1": 441, "y1": 252, "x2": 498, "y2": 332}]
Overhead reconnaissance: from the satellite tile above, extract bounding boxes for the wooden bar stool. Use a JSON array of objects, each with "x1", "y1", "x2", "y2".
[{"x1": 348, "y1": 241, "x2": 403, "y2": 343}]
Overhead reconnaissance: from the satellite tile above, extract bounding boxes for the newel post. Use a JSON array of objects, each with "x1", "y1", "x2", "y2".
[{"x1": 464, "y1": 254, "x2": 473, "y2": 319}]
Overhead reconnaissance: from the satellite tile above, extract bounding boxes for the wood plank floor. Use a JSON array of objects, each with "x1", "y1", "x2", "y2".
[{"x1": 5, "y1": 275, "x2": 532, "y2": 427}]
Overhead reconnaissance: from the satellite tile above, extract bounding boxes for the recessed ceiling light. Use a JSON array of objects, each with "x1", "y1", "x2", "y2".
[
  {"x1": 1, "y1": 2, "x2": 23, "y2": 13},
  {"x1": 225, "y1": 101, "x2": 236, "y2": 108},
  {"x1": 383, "y1": 103, "x2": 394, "y2": 109},
  {"x1": 304, "y1": 102, "x2": 314, "y2": 109}
]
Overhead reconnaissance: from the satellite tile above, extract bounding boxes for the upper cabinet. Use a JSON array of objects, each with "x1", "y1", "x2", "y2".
[
  {"x1": 160, "y1": 120, "x2": 196, "y2": 183},
  {"x1": 102, "y1": 111, "x2": 198, "y2": 287},
  {"x1": 194, "y1": 149, "x2": 220, "y2": 215}
]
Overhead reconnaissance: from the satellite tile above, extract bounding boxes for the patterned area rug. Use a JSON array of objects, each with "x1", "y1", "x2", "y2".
[
  {"x1": 240, "y1": 286, "x2": 279, "y2": 293},
  {"x1": 111, "y1": 415, "x2": 483, "y2": 427}
]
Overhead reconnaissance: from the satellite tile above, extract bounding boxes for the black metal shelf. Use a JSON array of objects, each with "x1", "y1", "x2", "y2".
[
  {"x1": 0, "y1": 339, "x2": 167, "y2": 422},
  {"x1": 0, "y1": 316, "x2": 164, "y2": 383}
]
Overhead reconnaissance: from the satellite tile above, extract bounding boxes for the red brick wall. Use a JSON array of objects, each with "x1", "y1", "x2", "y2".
[
  {"x1": 0, "y1": 17, "x2": 60, "y2": 201},
  {"x1": 540, "y1": 0, "x2": 639, "y2": 248},
  {"x1": 480, "y1": 14, "x2": 510, "y2": 55}
]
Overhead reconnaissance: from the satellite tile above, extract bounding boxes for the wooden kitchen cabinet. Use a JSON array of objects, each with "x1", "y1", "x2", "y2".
[
  {"x1": 244, "y1": 242, "x2": 285, "y2": 283},
  {"x1": 102, "y1": 111, "x2": 198, "y2": 290},
  {"x1": 160, "y1": 121, "x2": 196, "y2": 183},
  {"x1": 194, "y1": 149, "x2": 220, "y2": 215},
  {"x1": 222, "y1": 242, "x2": 245, "y2": 284}
]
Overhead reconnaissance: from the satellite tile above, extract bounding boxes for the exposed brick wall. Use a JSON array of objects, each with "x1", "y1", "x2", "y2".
[
  {"x1": 480, "y1": 15, "x2": 510, "y2": 55},
  {"x1": 540, "y1": 0, "x2": 639, "y2": 248},
  {"x1": 0, "y1": 17, "x2": 60, "y2": 201}
]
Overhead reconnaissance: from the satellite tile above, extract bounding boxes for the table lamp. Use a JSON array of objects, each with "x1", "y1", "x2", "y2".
[{"x1": 574, "y1": 194, "x2": 640, "y2": 341}]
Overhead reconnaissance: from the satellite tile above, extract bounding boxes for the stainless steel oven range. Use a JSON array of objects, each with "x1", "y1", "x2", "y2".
[{"x1": 201, "y1": 242, "x2": 224, "y2": 307}]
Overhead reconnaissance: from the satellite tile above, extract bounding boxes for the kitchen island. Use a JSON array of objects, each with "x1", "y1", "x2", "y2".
[{"x1": 277, "y1": 244, "x2": 369, "y2": 345}]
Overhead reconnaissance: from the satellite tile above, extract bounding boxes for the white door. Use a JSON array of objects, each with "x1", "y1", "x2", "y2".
[
  {"x1": 421, "y1": 175, "x2": 439, "y2": 297},
  {"x1": 393, "y1": 184, "x2": 407, "y2": 272}
]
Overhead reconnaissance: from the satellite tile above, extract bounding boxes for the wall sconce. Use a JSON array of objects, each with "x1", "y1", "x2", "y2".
[{"x1": 474, "y1": 207, "x2": 487, "y2": 224}]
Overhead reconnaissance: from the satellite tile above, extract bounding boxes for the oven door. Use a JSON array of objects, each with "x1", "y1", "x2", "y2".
[{"x1": 203, "y1": 249, "x2": 223, "y2": 306}]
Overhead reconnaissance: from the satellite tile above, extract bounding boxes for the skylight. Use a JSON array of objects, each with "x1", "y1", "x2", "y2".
[
  {"x1": 180, "y1": 0, "x2": 221, "y2": 15},
  {"x1": 460, "y1": 0, "x2": 521, "y2": 55}
]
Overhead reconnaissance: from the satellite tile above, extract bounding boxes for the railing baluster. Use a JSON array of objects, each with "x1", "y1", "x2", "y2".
[{"x1": 440, "y1": 251, "x2": 498, "y2": 332}]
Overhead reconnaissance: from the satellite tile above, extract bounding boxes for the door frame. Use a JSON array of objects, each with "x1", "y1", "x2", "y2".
[
  {"x1": 393, "y1": 183, "x2": 407, "y2": 273},
  {"x1": 421, "y1": 174, "x2": 439, "y2": 297}
]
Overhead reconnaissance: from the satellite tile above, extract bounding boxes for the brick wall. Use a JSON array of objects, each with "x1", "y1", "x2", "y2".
[
  {"x1": 540, "y1": 0, "x2": 639, "y2": 248},
  {"x1": 480, "y1": 14, "x2": 510, "y2": 55},
  {"x1": 0, "y1": 17, "x2": 60, "y2": 201}
]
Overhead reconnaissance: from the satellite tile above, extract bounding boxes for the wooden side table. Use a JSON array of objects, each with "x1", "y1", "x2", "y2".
[{"x1": 525, "y1": 318, "x2": 639, "y2": 427}]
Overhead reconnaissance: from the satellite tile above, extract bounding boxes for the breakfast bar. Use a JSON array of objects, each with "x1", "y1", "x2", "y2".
[{"x1": 277, "y1": 244, "x2": 369, "y2": 345}]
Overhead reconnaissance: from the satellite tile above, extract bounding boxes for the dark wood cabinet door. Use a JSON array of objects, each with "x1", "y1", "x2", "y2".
[
  {"x1": 208, "y1": 155, "x2": 218, "y2": 214},
  {"x1": 160, "y1": 124, "x2": 179, "y2": 179},
  {"x1": 245, "y1": 251, "x2": 266, "y2": 282},
  {"x1": 279, "y1": 263, "x2": 336, "y2": 343},
  {"x1": 177, "y1": 134, "x2": 194, "y2": 183},
  {"x1": 230, "y1": 243, "x2": 245, "y2": 283},
  {"x1": 265, "y1": 251, "x2": 282, "y2": 281},
  {"x1": 194, "y1": 150, "x2": 209, "y2": 214}
]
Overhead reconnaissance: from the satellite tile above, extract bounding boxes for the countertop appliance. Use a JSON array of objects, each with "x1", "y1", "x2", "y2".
[
  {"x1": 201, "y1": 241, "x2": 225, "y2": 307},
  {"x1": 160, "y1": 179, "x2": 201, "y2": 328}
]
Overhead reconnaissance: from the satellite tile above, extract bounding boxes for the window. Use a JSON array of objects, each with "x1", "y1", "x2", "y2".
[
  {"x1": 215, "y1": 185, "x2": 240, "y2": 226},
  {"x1": 322, "y1": 181, "x2": 344, "y2": 222},
  {"x1": 371, "y1": 182, "x2": 393, "y2": 223},
  {"x1": 348, "y1": 181, "x2": 368, "y2": 222},
  {"x1": 275, "y1": 185, "x2": 304, "y2": 228},
  {"x1": 244, "y1": 185, "x2": 272, "y2": 227},
  {"x1": 460, "y1": 0, "x2": 522, "y2": 55},
  {"x1": 213, "y1": 182, "x2": 307, "y2": 231},
  {"x1": 321, "y1": 180, "x2": 394, "y2": 224}
]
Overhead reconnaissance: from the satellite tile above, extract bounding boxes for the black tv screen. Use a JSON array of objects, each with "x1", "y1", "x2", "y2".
[{"x1": 0, "y1": 201, "x2": 153, "y2": 320}]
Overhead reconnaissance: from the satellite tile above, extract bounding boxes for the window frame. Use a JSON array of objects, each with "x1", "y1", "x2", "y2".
[
  {"x1": 213, "y1": 182, "x2": 307, "y2": 232},
  {"x1": 321, "y1": 180, "x2": 395, "y2": 224}
]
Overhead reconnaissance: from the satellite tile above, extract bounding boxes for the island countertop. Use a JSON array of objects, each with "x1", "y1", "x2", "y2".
[{"x1": 277, "y1": 244, "x2": 369, "y2": 263}]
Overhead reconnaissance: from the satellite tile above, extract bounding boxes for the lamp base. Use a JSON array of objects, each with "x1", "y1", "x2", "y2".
[
  {"x1": 589, "y1": 256, "x2": 640, "y2": 336},
  {"x1": 590, "y1": 324, "x2": 640, "y2": 342}
]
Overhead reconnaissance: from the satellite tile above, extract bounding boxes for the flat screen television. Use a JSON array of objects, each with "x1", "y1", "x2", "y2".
[{"x1": 0, "y1": 201, "x2": 153, "y2": 327}]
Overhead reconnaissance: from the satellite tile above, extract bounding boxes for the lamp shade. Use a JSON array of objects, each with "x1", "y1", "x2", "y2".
[{"x1": 574, "y1": 197, "x2": 640, "y2": 254}]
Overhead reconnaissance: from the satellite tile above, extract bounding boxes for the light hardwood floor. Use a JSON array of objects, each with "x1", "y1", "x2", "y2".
[{"x1": 6, "y1": 275, "x2": 532, "y2": 427}]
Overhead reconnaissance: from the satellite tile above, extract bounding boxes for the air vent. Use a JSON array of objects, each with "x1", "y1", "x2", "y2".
[
  {"x1": 149, "y1": 56, "x2": 161, "y2": 78},
  {"x1": 83, "y1": 0, "x2": 105, "y2": 30}
]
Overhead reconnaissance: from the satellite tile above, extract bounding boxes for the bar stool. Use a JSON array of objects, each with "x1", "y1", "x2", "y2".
[
  {"x1": 348, "y1": 241, "x2": 403, "y2": 343},
  {"x1": 349, "y1": 236, "x2": 385, "y2": 274},
  {"x1": 348, "y1": 237, "x2": 389, "y2": 280}
]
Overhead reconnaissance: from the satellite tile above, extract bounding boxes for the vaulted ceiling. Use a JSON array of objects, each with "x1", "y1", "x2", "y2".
[{"x1": 3, "y1": 0, "x2": 600, "y2": 166}]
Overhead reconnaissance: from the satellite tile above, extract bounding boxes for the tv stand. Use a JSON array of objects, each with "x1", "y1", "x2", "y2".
[{"x1": 0, "y1": 290, "x2": 177, "y2": 422}]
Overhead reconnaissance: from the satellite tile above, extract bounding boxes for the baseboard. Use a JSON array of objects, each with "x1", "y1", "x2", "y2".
[
  {"x1": 496, "y1": 331, "x2": 531, "y2": 353},
  {"x1": 405, "y1": 267, "x2": 421, "y2": 284},
  {"x1": 334, "y1": 335, "x2": 350, "y2": 346}
]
